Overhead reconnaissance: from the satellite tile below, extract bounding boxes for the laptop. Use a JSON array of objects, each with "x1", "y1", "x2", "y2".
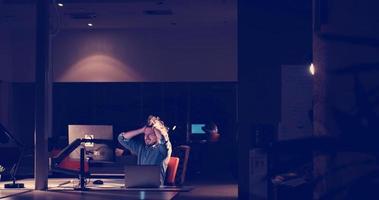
[{"x1": 125, "y1": 165, "x2": 161, "y2": 188}]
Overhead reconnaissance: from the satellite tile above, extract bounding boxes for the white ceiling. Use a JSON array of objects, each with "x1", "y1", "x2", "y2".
[{"x1": 0, "y1": 0, "x2": 237, "y2": 29}]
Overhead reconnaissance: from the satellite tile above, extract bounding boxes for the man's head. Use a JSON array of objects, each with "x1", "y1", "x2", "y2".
[
  {"x1": 144, "y1": 115, "x2": 169, "y2": 146},
  {"x1": 144, "y1": 127, "x2": 159, "y2": 146}
]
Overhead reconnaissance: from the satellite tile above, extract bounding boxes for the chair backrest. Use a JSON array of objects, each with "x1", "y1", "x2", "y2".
[
  {"x1": 172, "y1": 145, "x2": 190, "y2": 185},
  {"x1": 165, "y1": 156, "x2": 179, "y2": 185}
]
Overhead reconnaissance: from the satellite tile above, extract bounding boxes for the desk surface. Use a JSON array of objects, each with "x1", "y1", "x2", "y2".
[
  {"x1": 0, "y1": 190, "x2": 178, "y2": 200},
  {"x1": 0, "y1": 178, "x2": 178, "y2": 200}
]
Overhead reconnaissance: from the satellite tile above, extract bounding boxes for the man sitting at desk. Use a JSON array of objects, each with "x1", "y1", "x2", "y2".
[{"x1": 118, "y1": 115, "x2": 172, "y2": 185}]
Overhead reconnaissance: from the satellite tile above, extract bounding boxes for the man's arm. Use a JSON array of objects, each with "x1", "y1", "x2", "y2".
[
  {"x1": 121, "y1": 127, "x2": 145, "y2": 140},
  {"x1": 118, "y1": 127, "x2": 145, "y2": 154}
]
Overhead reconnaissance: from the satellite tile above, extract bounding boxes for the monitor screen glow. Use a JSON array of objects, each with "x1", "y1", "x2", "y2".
[
  {"x1": 191, "y1": 124, "x2": 205, "y2": 134},
  {"x1": 68, "y1": 125, "x2": 113, "y2": 161}
]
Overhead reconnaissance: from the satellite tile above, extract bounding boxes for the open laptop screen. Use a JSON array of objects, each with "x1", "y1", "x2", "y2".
[{"x1": 125, "y1": 165, "x2": 161, "y2": 188}]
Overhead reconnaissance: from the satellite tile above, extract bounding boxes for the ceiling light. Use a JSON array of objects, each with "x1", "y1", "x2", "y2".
[
  {"x1": 309, "y1": 63, "x2": 315, "y2": 75},
  {"x1": 57, "y1": 3, "x2": 63, "y2": 7}
]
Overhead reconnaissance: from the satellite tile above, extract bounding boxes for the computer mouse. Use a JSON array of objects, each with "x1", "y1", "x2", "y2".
[{"x1": 93, "y1": 180, "x2": 104, "y2": 185}]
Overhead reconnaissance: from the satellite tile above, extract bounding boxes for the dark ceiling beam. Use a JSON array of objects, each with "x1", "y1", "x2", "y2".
[
  {"x1": 2, "y1": 0, "x2": 160, "y2": 4},
  {"x1": 2, "y1": 0, "x2": 36, "y2": 4},
  {"x1": 319, "y1": 32, "x2": 379, "y2": 48},
  {"x1": 58, "y1": 0, "x2": 160, "y2": 3}
]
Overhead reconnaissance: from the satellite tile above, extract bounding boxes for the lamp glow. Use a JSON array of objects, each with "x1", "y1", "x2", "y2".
[
  {"x1": 309, "y1": 63, "x2": 315, "y2": 75},
  {"x1": 88, "y1": 23, "x2": 93, "y2": 27},
  {"x1": 58, "y1": 3, "x2": 64, "y2": 7}
]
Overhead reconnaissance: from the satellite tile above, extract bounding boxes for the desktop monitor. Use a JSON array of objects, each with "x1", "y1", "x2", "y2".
[
  {"x1": 190, "y1": 123, "x2": 207, "y2": 142},
  {"x1": 68, "y1": 125, "x2": 114, "y2": 162},
  {"x1": 191, "y1": 124, "x2": 206, "y2": 134}
]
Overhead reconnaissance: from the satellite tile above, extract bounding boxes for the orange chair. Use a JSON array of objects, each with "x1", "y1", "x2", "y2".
[
  {"x1": 172, "y1": 145, "x2": 190, "y2": 185},
  {"x1": 165, "y1": 156, "x2": 179, "y2": 185}
]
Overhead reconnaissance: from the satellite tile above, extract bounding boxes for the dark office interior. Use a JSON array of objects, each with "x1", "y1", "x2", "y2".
[{"x1": 1, "y1": 0, "x2": 379, "y2": 199}]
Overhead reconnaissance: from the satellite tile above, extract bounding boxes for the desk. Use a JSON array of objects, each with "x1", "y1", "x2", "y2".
[{"x1": 1, "y1": 178, "x2": 179, "y2": 200}]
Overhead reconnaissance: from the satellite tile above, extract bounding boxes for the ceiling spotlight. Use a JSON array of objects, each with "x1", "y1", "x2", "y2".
[
  {"x1": 57, "y1": 3, "x2": 64, "y2": 7},
  {"x1": 309, "y1": 63, "x2": 315, "y2": 75},
  {"x1": 88, "y1": 23, "x2": 93, "y2": 27}
]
